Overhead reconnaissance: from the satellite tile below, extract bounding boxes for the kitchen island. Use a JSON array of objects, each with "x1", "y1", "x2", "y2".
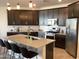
[{"x1": 7, "y1": 34, "x2": 55, "y2": 59}]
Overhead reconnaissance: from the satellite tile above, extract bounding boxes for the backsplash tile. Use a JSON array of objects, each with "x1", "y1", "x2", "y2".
[
  {"x1": 8, "y1": 26, "x2": 66, "y2": 34},
  {"x1": 7, "y1": 26, "x2": 40, "y2": 32}
]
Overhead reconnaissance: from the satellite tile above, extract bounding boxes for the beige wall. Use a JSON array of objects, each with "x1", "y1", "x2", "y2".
[{"x1": 0, "y1": 7, "x2": 8, "y2": 37}]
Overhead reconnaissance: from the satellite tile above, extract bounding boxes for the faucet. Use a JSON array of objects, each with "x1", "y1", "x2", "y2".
[{"x1": 27, "y1": 26, "x2": 34, "y2": 37}]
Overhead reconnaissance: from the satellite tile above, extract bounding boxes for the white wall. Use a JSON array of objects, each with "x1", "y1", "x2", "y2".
[{"x1": 0, "y1": 7, "x2": 8, "y2": 37}]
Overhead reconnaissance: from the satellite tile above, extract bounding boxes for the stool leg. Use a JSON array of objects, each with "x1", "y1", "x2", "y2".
[
  {"x1": 12, "y1": 52, "x2": 15, "y2": 59},
  {"x1": 19, "y1": 54, "x2": 22, "y2": 59},
  {"x1": 9, "y1": 50, "x2": 13, "y2": 59},
  {"x1": 3, "y1": 47, "x2": 6, "y2": 59},
  {"x1": 4, "y1": 48, "x2": 8, "y2": 59},
  {"x1": 36, "y1": 56, "x2": 38, "y2": 59}
]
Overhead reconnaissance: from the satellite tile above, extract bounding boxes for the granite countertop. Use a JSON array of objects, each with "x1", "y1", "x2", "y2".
[{"x1": 8, "y1": 34, "x2": 55, "y2": 48}]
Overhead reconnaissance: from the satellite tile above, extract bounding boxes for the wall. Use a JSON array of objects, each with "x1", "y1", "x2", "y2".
[
  {"x1": 77, "y1": 23, "x2": 79, "y2": 59},
  {"x1": 0, "y1": 7, "x2": 8, "y2": 37}
]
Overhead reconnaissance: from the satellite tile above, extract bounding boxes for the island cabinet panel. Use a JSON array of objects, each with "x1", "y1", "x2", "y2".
[
  {"x1": 46, "y1": 42, "x2": 54, "y2": 59},
  {"x1": 68, "y1": 1, "x2": 79, "y2": 18},
  {"x1": 7, "y1": 10, "x2": 39, "y2": 25}
]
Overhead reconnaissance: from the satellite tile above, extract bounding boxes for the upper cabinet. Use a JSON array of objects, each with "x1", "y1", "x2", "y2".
[
  {"x1": 8, "y1": 7, "x2": 68, "y2": 26},
  {"x1": 39, "y1": 10, "x2": 48, "y2": 25},
  {"x1": 68, "y1": 1, "x2": 79, "y2": 18},
  {"x1": 39, "y1": 7, "x2": 68, "y2": 26},
  {"x1": 58, "y1": 8, "x2": 68, "y2": 26},
  {"x1": 7, "y1": 10, "x2": 39, "y2": 25}
]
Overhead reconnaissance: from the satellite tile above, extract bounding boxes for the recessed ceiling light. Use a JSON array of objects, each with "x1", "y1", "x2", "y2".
[{"x1": 58, "y1": 0, "x2": 62, "y2": 2}]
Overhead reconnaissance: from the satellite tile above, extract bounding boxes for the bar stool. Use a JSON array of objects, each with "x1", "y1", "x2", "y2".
[
  {"x1": 19, "y1": 47, "x2": 38, "y2": 59},
  {"x1": 3, "y1": 40, "x2": 12, "y2": 59},
  {"x1": 0, "y1": 39, "x2": 6, "y2": 54},
  {"x1": 10, "y1": 43, "x2": 21, "y2": 59},
  {"x1": 0, "y1": 39, "x2": 6, "y2": 59}
]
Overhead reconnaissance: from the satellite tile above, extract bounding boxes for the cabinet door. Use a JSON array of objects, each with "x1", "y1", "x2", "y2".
[
  {"x1": 32, "y1": 11, "x2": 39, "y2": 25},
  {"x1": 47, "y1": 9, "x2": 54, "y2": 19},
  {"x1": 58, "y1": 8, "x2": 68, "y2": 26},
  {"x1": 68, "y1": 5, "x2": 73, "y2": 18},
  {"x1": 44, "y1": 10, "x2": 48, "y2": 25},
  {"x1": 14, "y1": 10, "x2": 23, "y2": 25},
  {"x1": 8, "y1": 10, "x2": 16, "y2": 25},
  {"x1": 39, "y1": 11, "x2": 44, "y2": 25},
  {"x1": 39, "y1": 10, "x2": 48, "y2": 25},
  {"x1": 68, "y1": 2, "x2": 79, "y2": 18},
  {"x1": 53, "y1": 9, "x2": 58, "y2": 19},
  {"x1": 8, "y1": 10, "x2": 39, "y2": 25},
  {"x1": 74, "y1": 2, "x2": 79, "y2": 18}
]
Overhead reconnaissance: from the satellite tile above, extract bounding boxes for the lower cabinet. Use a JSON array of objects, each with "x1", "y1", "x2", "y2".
[
  {"x1": 7, "y1": 32, "x2": 38, "y2": 37},
  {"x1": 7, "y1": 32, "x2": 27, "y2": 36},
  {"x1": 46, "y1": 34, "x2": 66, "y2": 49},
  {"x1": 55, "y1": 34, "x2": 66, "y2": 49}
]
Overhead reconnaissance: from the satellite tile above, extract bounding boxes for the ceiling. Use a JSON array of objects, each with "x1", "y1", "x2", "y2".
[{"x1": 0, "y1": 0, "x2": 79, "y2": 9}]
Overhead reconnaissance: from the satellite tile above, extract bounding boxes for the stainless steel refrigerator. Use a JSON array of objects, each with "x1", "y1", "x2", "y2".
[{"x1": 66, "y1": 18, "x2": 78, "y2": 58}]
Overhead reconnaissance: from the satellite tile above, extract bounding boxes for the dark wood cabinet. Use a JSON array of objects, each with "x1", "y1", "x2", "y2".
[
  {"x1": 39, "y1": 7, "x2": 68, "y2": 26},
  {"x1": 8, "y1": 7, "x2": 68, "y2": 26},
  {"x1": 7, "y1": 32, "x2": 27, "y2": 36},
  {"x1": 7, "y1": 32, "x2": 38, "y2": 37},
  {"x1": 32, "y1": 11, "x2": 39, "y2": 25},
  {"x1": 8, "y1": 10, "x2": 15, "y2": 25},
  {"x1": 47, "y1": 9, "x2": 54, "y2": 19},
  {"x1": 7, "y1": 10, "x2": 39, "y2": 25},
  {"x1": 53, "y1": 9, "x2": 59, "y2": 19},
  {"x1": 68, "y1": 4, "x2": 74, "y2": 18},
  {"x1": 68, "y1": 1, "x2": 79, "y2": 18},
  {"x1": 39, "y1": 11, "x2": 44, "y2": 25},
  {"x1": 39, "y1": 10, "x2": 48, "y2": 25},
  {"x1": 55, "y1": 34, "x2": 66, "y2": 49},
  {"x1": 46, "y1": 34, "x2": 66, "y2": 49},
  {"x1": 58, "y1": 8, "x2": 68, "y2": 26}
]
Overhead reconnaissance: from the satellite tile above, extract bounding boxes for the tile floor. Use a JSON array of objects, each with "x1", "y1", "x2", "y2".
[{"x1": 0, "y1": 47, "x2": 74, "y2": 59}]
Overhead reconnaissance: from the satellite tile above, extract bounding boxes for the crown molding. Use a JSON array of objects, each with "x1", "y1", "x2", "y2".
[{"x1": 38, "y1": 3, "x2": 70, "y2": 10}]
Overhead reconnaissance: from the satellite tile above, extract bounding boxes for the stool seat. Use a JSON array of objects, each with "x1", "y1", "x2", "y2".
[
  {"x1": 0, "y1": 39, "x2": 5, "y2": 47},
  {"x1": 3, "y1": 40, "x2": 11, "y2": 49},
  {"x1": 19, "y1": 47, "x2": 38, "y2": 59},
  {"x1": 10, "y1": 43, "x2": 21, "y2": 53},
  {"x1": 26, "y1": 51, "x2": 38, "y2": 58}
]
